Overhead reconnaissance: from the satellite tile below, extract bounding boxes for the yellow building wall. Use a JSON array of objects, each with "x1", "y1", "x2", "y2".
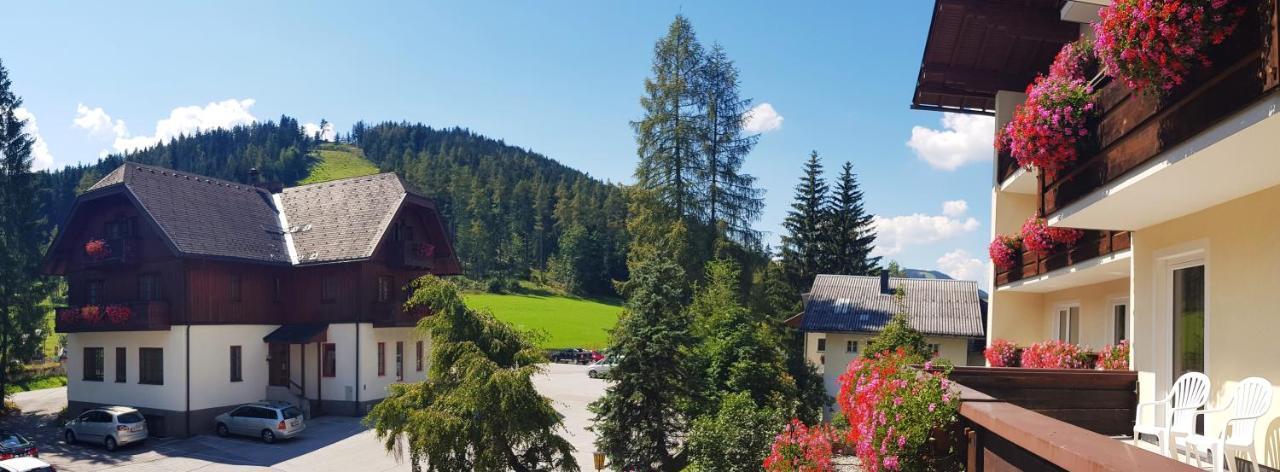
[
  {"x1": 1131, "y1": 184, "x2": 1280, "y2": 468},
  {"x1": 818, "y1": 332, "x2": 973, "y2": 411},
  {"x1": 1040, "y1": 278, "x2": 1130, "y2": 349}
]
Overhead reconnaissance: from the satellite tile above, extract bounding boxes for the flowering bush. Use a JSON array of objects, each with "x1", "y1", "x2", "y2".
[
  {"x1": 1097, "y1": 340, "x2": 1130, "y2": 370},
  {"x1": 84, "y1": 239, "x2": 111, "y2": 259},
  {"x1": 104, "y1": 305, "x2": 131, "y2": 324},
  {"x1": 1020, "y1": 217, "x2": 1085, "y2": 255},
  {"x1": 1095, "y1": 0, "x2": 1247, "y2": 96},
  {"x1": 413, "y1": 242, "x2": 436, "y2": 259},
  {"x1": 1020, "y1": 340, "x2": 1094, "y2": 369},
  {"x1": 763, "y1": 418, "x2": 835, "y2": 472},
  {"x1": 80, "y1": 305, "x2": 102, "y2": 323},
  {"x1": 838, "y1": 349, "x2": 960, "y2": 471},
  {"x1": 997, "y1": 40, "x2": 1099, "y2": 178},
  {"x1": 983, "y1": 339, "x2": 1020, "y2": 367},
  {"x1": 989, "y1": 234, "x2": 1023, "y2": 271}
]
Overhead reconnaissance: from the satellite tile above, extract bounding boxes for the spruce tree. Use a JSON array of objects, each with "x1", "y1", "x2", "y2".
[
  {"x1": 633, "y1": 15, "x2": 704, "y2": 221},
  {"x1": 826, "y1": 161, "x2": 880, "y2": 275},
  {"x1": 590, "y1": 253, "x2": 694, "y2": 470},
  {"x1": 696, "y1": 44, "x2": 762, "y2": 244},
  {"x1": 779, "y1": 151, "x2": 830, "y2": 293},
  {"x1": 0, "y1": 60, "x2": 51, "y2": 399}
]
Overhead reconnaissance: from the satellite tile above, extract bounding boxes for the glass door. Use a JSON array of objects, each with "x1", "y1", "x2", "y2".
[{"x1": 1171, "y1": 264, "x2": 1205, "y2": 377}]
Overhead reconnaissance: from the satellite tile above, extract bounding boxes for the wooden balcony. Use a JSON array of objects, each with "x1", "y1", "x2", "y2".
[
  {"x1": 82, "y1": 238, "x2": 138, "y2": 268},
  {"x1": 368, "y1": 300, "x2": 430, "y2": 328},
  {"x1": 1039, "y1": 2, "x2": 1280, "y2": 219},
  {"x1": 55, "y1": 301, "x2": 170, "y2": 333},
  {"x1": 995, "y1": 230, "x2": 1130, "y2": 287},
  {"x1": 392, "y1": 241, "x2": 434, "y2": 271},
  {"x1": 950, "y1": 367, "x2": 1197, "y2": 471}
]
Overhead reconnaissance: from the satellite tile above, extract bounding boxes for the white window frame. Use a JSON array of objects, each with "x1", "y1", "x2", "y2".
[
  {"x1": 1151, "y1": 239, "x2": 1210, "y2": 402},
  {"x1": 1110, "y1": 297, "x2": 1130, "y2": 345},
  {"x1": 846, "y1": 340, "x2": 858, "y2": 354},
  {"x1": 1052, "y1": 302, "x2": 1081, "y2": 344}
]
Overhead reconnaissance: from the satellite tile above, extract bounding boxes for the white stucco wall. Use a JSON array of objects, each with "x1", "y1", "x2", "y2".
[
  {"x1": 187, "y1": 325, "x2": 277, "y2": 411},
  {"x1": 816, "y1": 332, "x2": 973, "y2": 410},
  {"x1": 66, "y1": 328, "x2": 187, "y2": 411},
  {"x1": 361, "y1": 326, "x2": 430, "y2": 403}
]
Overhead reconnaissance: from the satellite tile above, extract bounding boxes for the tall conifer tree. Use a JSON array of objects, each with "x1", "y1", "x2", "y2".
[
  {"x1": 779, "y1": 151, "x2": 829, "y2": 293},
  {"x1": 697, "y1": 44, "x2": 762, "y2": 244},
  {"x1": 633, "y1": 15, "x2": 704, "y2": 221},
  {"x1": 826, "y1": 161, "x2": 880, "y2": 275}
]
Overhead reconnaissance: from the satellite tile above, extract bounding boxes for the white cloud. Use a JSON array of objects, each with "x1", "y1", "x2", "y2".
[
  {"x1": 12, "y1": 108, "x2": 54, "y2": 171},
  {"x1": 743, "y1": 102, "x2": 783, "y2": 133},
  {"x1": 872, "y1": 201, "x2": 980, "y2": 256},
  {"x1": 937, "y1": 249, "x2": 989, "y2": 288},
  {"x1": 302, "y1": 121, "x2": 336, "y2": 142},
  {"x1": 76, "y1": 98, "x2": 258, "y2": 155},
  {"x1": 906, "y1": 112, "x2": 994, "y2": 171},
  {"x1": 942, "y1": 200, "x2": 968, "y2": 218}
]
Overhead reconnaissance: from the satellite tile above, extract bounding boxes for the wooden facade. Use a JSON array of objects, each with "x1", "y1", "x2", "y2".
[
  {"x1": 994, "y1": 230, "x2": 1130, "y2": 286},
  {"x1": 1040, "y1": 2, "x2": 1280, "y2": 217},
  {"x1": 51, "y1": 190, "x2": 454, "y2": 332}
]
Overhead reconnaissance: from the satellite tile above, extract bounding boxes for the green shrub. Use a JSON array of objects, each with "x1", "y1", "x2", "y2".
[{"x1": 687, "y1": 392, "x2": 786, "y2": 472}]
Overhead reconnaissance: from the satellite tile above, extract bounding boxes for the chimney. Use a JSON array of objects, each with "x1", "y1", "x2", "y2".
[
  {"x1": 880, "y1": 270, "x2": 891, "y2": 294},
  {"x1": 248, "y1": 167, "x2": 260, "y2": 183},
  {"x1": 247, "y1": 167, "x2": 284, "y2": 193}
]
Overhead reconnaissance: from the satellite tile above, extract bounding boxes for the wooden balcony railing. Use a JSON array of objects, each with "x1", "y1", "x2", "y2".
[
  {"x1": 1039, "y1": 2, "x2": 1280, "y2": 217},
  {"x1": 950, "y1": 367, "x2": 1197, "y2": 471},
  {"x1": 995, "y1": 230, "x2": 1130, "y2": 287},
  {"x1": 368, "y1": 300, "x2": 430, "y2": 327},
  {"x1": 392, "y1": 241, "x2": 435, "y2": 271},
  {"x1": 55, "y1": 301, "x2": 170, "y2": 333},
  {"x1": 82, "y1": 238, "x2": 138, "y2": 268}
]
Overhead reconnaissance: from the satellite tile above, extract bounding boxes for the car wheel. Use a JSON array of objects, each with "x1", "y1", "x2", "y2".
[
  {"x1": 261, "y1": 429, "x2": 276, "y2": 444},
  {"x1": 64, "y1": 430, "x2": 76, "y2": 444},
  {"x1": 216, "y1": 423, "x2": 229, "y2": 437},
  {"x1": 104, "y1": 436, "x2": 117, "y2": 452},
  {"x1": 588, "y1": 370, "x2": 598, "y2": 379}
]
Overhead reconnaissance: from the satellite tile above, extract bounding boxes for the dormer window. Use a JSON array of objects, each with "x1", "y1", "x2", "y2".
[
  {"x1": 393, "y1": 220, "x2": 415, "y2": 242},
  {"x1": 104, "y1": 215, "x2": 136, "y2": 239}
]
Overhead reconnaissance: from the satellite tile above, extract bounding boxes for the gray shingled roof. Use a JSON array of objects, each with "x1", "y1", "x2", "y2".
[
  {"x1": 799, "y1": 274, "x2": 984, "y2": 337},
  {"x1": 278, "y1": 173, "x2": 414, "y2": 265},
  {"x1": 75, "y1": 163, "x2": 437, "y2": 267},
  {"x1": 87, "y1": 162, "x2": 290, "y2": 264}
]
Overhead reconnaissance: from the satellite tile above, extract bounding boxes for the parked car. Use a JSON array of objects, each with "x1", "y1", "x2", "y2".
[
  {"x1": 0, "y1": 430, "x2": 37, "y2": 460},
  {"x1": 63, "y1": 406, "x2": 147, "y2": 452},
  {"x1": 588, "y1": 350, "x2": 604, "y2": 363},
  {"x1": 586, "y1": 356, "x2": 619, "y2": 379},
  {"x1": 0, "y1": 457, "x2": 55, "y2": 472},
  {"x1": 213, "y1": 401, "x2": 305, "y2": 443},
  {"x1": 550, "y1": 348, "x2": 592, "y2": 364}
]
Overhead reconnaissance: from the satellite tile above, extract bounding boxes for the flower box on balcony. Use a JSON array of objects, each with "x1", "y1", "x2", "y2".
[
  {"x1": 54, "y1": 301, "x2": 170, "y2": 333},
  {"x1": 82, "y1": 238, "x2": 138, "y2": 268},
  {"x1": 393, "y1": 241, "x2": 435, "y2": 270}
]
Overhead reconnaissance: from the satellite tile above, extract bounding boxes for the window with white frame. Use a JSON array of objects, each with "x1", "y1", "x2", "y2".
[
  {"x1": 1112, "y1": 302, "x2": 1128, "y2": 345},
  {"x1": 846, "y1": 340, "x2": 858, "y2": 354},
  {"x1": 1056, "y1": 305, "x2": 1080, "y2": 344}
]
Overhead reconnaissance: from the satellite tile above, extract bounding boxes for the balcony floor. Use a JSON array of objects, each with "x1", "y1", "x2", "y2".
[{"x1": 997, "y1": 249, "x2": 1131, "y2": 293}]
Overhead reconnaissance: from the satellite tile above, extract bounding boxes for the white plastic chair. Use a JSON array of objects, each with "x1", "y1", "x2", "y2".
[
  {"x1": 1134, "y1": 372, "x2": 1210, "y2": 457},
  {"x1": 1178, "y1": 377, "x2": 1273, "y2": 472}
]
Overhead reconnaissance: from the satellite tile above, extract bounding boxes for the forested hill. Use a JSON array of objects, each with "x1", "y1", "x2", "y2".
[{"x1": 37, "y1": 118, "x2": 628, "y2": 293}]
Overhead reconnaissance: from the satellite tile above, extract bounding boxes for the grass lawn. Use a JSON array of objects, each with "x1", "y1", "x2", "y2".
[
  {"x1": 299, "y1": 143, "x2": 381, "y2": 184},
  {"x1": 4, "y1": 375, "x2": 67, "y2": 396},
  {"x1": 463, "y1": 287, "x2": 623, "y2": 350}
]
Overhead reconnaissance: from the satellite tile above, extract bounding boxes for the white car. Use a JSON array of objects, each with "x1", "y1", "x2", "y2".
[
  {"x1": 64, "y1": 406, "x2": 148, "y2": 451},
  {"x1": 586, "y1": 356, "x2": 619, "y2": 379},
  {"x1": 0, "y1": 457, "x2": 55, "y2": 472}
]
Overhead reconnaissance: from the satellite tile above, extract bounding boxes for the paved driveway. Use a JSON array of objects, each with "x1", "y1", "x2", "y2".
[{"x1": 1, "y1": 363, "x2": 605, "y2": 471}]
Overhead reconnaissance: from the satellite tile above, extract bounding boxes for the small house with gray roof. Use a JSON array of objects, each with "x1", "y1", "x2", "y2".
[
  {"x1": 44, "y1": 162, "x2": 461, "y2": 437},
  {"x1": 790, "y1": 273, "x2": 985, "y2": 404}
]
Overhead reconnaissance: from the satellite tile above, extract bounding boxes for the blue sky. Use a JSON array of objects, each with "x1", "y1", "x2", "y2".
[{"x1": 2, "y1": 1, "x2": 997, "y2": 285}]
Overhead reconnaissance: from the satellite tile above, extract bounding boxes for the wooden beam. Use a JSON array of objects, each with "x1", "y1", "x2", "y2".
[
  {"x1": 920, "y1": 64, "x2": 1034, "y2": 93},
  {"x1": 937, "y1": 0, "x2": 1079, "y2": 43}
]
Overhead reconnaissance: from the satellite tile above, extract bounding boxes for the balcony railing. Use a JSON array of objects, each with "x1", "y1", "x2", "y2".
[
  {"x1": 82, "y1": 238, "x2": 138, "y2": 268},
  {"x1": 997, "y1": 149, "x2": 1020, "y2": 186},
  {"x1": 1039, "y1": 3, "x2": 1280, "y2": 217},
  {"x1": 368, "y1": 300, "x2": 430, "y2": 327},
  {"x1": 995, "y1": 230, "x2": 1130, "y2": 287},
  {"x1": 392, "y1": 241, "x2": 435, "y2": 270},
  {"x1": 55, "y1": 301, "x2": 170, "y2": 333}
]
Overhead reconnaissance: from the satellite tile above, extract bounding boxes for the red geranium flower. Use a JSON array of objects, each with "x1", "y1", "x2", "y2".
[
  {"x1": 105, "y1": 305, "x2": 131, "y2": 324},
  {"x1": 989, "y1": 234, "x2": 1023, "y2": 271},
  {"x1": 1095, "y1": 0, "x2": 1245, "y2": 95},
  {"x1": 85, "y1": 239, "x2": 111, "y2": 259}
]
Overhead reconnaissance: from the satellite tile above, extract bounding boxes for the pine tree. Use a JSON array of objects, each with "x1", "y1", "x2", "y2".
[
  {"x1": 590, "y1": 253, "x2": 694, "y2": 470},
  {"x1": 779, "y1": 151, "x2": 830, "y2": 293},
  {"x1": 633, "y1": 14, "x2": 705, "y2": 221},
  {"x1": 364, "y1": 276, "x2": 577, "y2": 472},
  {"x1": 826, "y1": 161, "x2": 880, "y2": 275},
  {"x1": 0, "y1": 60, "x2": 52, "y2": 399},
  {"x1": 696, "y1": 44, "x2": 762, "y2": 244}
]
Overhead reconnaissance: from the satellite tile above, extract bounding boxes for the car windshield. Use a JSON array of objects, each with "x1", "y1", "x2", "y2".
[
  {"x1": 0, "y1": 431, "x2": 29, "y2": 448},
  {"x1": 281, "y1": 407, "x2": 302, "y2": 419},
  {"x1": 116, "y1": 412, "x2": 145, "y2": 423}
]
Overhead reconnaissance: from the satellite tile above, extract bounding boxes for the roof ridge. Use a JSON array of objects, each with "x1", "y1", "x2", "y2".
[
  {"x1": 121, "y1": 162, "x2": 267, "y2": 195},
  {"x1": 282, "y1": 172, "x2": 399, "y2": 192}
]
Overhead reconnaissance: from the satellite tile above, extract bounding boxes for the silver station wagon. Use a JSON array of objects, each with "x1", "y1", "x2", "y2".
[
  {"x1": 64, "y1": 406, "x2": 148, "y2": 451},
  {"x1": 213, "y1": 401, "x2": 305, "y2": 443}
]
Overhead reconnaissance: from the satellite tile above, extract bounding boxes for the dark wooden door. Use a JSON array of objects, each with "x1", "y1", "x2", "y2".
[{"x1": 268, "y1": 343, "x2": 289, "y2": 387}]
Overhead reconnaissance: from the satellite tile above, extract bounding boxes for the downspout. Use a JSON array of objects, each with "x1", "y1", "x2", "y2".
[
  {"x1": 184, "y1": 259, "x2": 191, "y2": 438},
  {"x1": 355, "y1": 265, "x2": 361, "y2": 416}
]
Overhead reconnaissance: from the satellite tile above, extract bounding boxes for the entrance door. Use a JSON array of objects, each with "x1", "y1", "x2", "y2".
[
  {"x1": 1171, "y1": 263, "x2": 1206, "y2": 377},
  {"x1": 268, "y1": 343, "x2": 290, "y2": 387}
]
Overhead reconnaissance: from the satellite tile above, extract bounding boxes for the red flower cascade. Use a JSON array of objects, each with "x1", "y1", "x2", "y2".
[
  {"x1": 1095, "y1": 0, "x2": 1247, "y2": 95},
  {"x1": 85, "y1": 239, "x2": 111, "y2": 259},
  {"x1": 105, "y1": 305, "x2": 131, "y2": 324},
  {"x1": 996, "y1": 40, "x2": 1099, "y2": 178},
  {"x1": 1020, "y1": 217, "x2": 1084, "y2": 255},
  {"x1": 989, "y1": 235, "x2": 1023, "y2": 271}
]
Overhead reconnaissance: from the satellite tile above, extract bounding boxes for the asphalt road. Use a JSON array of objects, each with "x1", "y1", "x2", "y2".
[{"x1": 0, "y1": 363, "x2": 606, "y2": 471}]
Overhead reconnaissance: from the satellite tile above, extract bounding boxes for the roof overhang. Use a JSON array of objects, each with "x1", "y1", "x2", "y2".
[
  {"x1": 263, "y1": 324, "x2": 329, "y2": 344},
  {"x1": 911, "y1": 0, "x2": 1079, "y2": 115},
  {"x1": 996, "y1": 249, "x2": 1131, "y2": 293}
]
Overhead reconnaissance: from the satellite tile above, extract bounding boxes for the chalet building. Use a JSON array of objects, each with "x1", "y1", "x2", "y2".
[
  {"x1": 792, "y1": 273, "x2": 985, "y2": 406},
  {"x1": 913, "y1": 0, "x2": 1280, "y2": 468},
  {"x1": 44, "y1": 163, "x2": 461, "y2": 437}
]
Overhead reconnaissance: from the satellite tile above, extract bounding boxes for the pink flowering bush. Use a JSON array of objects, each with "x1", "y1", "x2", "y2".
[
  {"x1": 983, "y1": 339, "x2": 1020, "y2": 367},
  {"x1": 997, "y1": 40, "x2": 1099, "y2": 178},
  {"x1": 1097, "y1": 340, "x2": 1130, "y2": 370},
  {"x1": 1020, "y1": 217, "x2": 1085, "y2": 255},
  {"x1": 1095, "y1": 0, "x2": 1247, "y2": 96},
  {"x1": 1020, "y1": 340, "x2": 1094, "y2": 369},
  {"x1": 763, "y1": 419, "x2": 835, "y2": 472},
  {"x1": 989, "y1": 234, "x2": 1023, "y2": 271},
  {"x1": 838, "y1": 349, "x2": 961, "y2": 471}
]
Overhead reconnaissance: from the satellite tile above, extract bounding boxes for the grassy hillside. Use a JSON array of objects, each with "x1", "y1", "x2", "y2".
[
  {"x1": 463, "y1": 285, "x2": 623, "y2": 350},
  {"x1": 300, "y1": 143, "x2": 381, "y2": 184}
]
